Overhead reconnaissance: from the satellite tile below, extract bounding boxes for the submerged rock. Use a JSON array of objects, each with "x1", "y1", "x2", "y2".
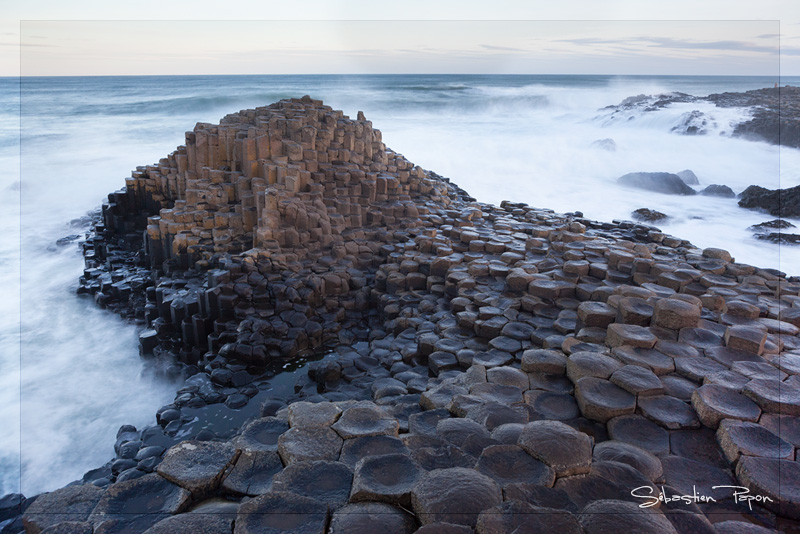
[
  {"x1": 676, "y1": 169, "x2": 699, "y2": 185},
  {"x1": 700, "y1": 184, "x2": 735, "y2": 198},
  {"x1": 631, "y1": 208, "x2": 668, "y2": 222},
  {"x1": 590, "y1": 138, "x2": 617, "y2": 151},
  {"x1": 618, "y1": 172, "x2": 697, "y2": 195}
]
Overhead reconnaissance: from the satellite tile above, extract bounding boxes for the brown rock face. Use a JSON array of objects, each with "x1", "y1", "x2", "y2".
[{"x1": 119, "y1": 96, "x2": 462, "y2": 268}]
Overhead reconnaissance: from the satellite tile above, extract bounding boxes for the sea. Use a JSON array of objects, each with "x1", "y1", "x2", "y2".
[{"x1": 1, "y1": 74, "x2": 799, "y2": 497}]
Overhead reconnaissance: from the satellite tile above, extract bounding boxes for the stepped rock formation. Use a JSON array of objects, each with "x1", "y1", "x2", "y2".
[
  {"x1": 17, "y1": 98, "x2": 800, "y2": 534},
  {"x1": 110, "y1": 95, "x2": 463, "y2": 269}
]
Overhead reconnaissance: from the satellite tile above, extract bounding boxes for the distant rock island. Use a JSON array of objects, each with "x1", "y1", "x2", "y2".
[
  {"x1": 604, "y1": 85, "x2": 800, "y2": 148},
  {"x1": 12, "y1": 97, "x2": 800, "y2": 534}
]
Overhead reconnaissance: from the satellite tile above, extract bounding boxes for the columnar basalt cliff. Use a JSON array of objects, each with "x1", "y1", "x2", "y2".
[
  {"x1": 15, "y1": 98, "x2": 800, "y2": 534},
  {"x1": 113, "y1": 95, "x2": 461, "y2": 268}
]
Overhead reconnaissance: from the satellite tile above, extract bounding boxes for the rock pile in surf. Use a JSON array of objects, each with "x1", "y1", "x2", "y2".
[{"x1": 18, "y1": 98, "x2": 800, "y2": 534}]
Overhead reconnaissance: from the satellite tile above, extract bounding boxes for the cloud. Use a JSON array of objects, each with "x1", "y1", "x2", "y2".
[
  {"x1": 645, "y1": 37, "x2": 778, "y2": 54},
  {"x1": 479, "y1": 44, "x2": 525, "y2": 52},
  {"x1": 556, "y1": 36, "x2": 778, "y2": 55},
  {"x1": 0, "y1": 42, "x2": 54, "y2": 48},
  {"x1": 757, "y1": 34, "x2": 781, "y2": 39}
]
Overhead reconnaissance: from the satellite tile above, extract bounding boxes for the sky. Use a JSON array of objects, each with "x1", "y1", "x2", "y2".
[{"x1": 0, "y1": 0, "x2": 798, "y2": 76}]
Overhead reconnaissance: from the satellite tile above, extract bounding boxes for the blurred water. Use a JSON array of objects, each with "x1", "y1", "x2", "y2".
[{"x1": 1, "y1": 73, "x2": 798, "y2": 496}]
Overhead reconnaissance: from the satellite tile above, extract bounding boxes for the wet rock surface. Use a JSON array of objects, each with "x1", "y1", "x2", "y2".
[{"x1": 18, "y1": 96, "x2": 800, "y2": 534}]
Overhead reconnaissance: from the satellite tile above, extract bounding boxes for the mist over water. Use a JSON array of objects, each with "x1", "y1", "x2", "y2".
[{"x1": 1, "y1": 74, "x2": 798, "y2": 496}]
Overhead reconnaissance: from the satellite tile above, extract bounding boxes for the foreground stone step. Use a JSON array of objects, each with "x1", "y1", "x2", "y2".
[
  {"x1": 234, "y1": 491, "x2": 329, "y2": 534},
  {"x1": 328, "y1": 502, "x2": 416, "y2": 534},
  {"x1": 411, "y1": 467, "x2": 502, "y2": 527},
  {"x1": 23, "y1": 485, "x2": 104, "y2": 534},
  {"x1": 156, "y1": 441, "x2": 238, "y2": 499},
  {"x1": 517, "y1": 420, "x2": 593, "y2": 477}
]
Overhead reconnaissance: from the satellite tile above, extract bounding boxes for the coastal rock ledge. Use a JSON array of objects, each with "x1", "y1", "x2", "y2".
[{"x1": 17, "y1": 97, "x2": 800, "y2": 534}]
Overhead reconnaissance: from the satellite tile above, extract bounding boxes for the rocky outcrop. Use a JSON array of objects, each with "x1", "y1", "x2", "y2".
[
  {"x1": 632, "y1": 208, "x2": 668, "y2": 222},
  {"x1": 618, "y1": 173, "x2": 696, "y2": 195},
  {"x1": 16, "y1": 98, "x2": 800, "y2": 534},
  {"x1": 603, "y1": 86, "x2": 800, "y2": 149},
  {"x1": 707, "y1": 86, "x2": 800, "y2": 148},
  {"x1": 738, "y1": 184, "x2": 800, "y2": 218}
]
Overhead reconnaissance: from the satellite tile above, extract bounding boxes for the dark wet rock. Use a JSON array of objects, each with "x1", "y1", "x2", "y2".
[
  {"x1": 221, "y1": 449, "x2": 283, "y2": 496},
  {"x1": 759, "y1": 414, "x2": 800, "y2": 447},
  {"x1": 716, "y1": 419, "x2": 793, "y2": 464},
  {"x1": 475, "y1": 501, "x2": 582, "y2": 534},
  {"x1": 469, "y1": 382, "x2": 524, "y2": 405},
  {"x1": 579, "y1": 499, "x2": 678, "y2": 534},
  {"x1": 436, "y1": 417, "x2": 492, "y2": 450},
  {"x1": 575, "y1": 377, "x2": 636, "y2": 423},
  {"x1": 23, "y1": 485, "x2": 104, "y2": 534},
  {"x1": 748, "y1": 219, "x2": 796, "y2": 233},
  {"x1": 700, "y1": 185, "x2": 736, "y2": 198},
  {"x1": 691, "y1": 384, "x2": 762, "y2": 429},
  {"x1": 612, "y1": 346, "x2": 675, "y2": 376},
  {"x1": 521, "y1": 349, "x2": 567, "y2": 374},
  {"x1": 411, "y1": 467, "x2": 502, "y2": 527},
  {"x1": 88, "y1": 473, "x2": 191, "y2": 533},
  {"x1": 339, "y1": 435, "x2": 410, "y2": 469},
  {"x1": 713, "y1": 520, "x2": 776, "y2": 534},
  {"x1": 156, "y1": 440, "x2": 238, "y2": 499},
  {"x1": 413, "y1": 523, "x2": 473, "y2": 533},
  {"x1": 592, "y1": 441, "x2": 663, "y2": 482},
  {"x1": 611, "y1": 365, "x2": 664, "y2": 396},
  {"x1": 554, "y1": 461, "x2": 656, "y2": 509},
  {"x1": 736, "y1": 456, "x2": 800, "y2": 520},
  {"x1": 408, "y1": 409, "x2": 452, "y2": 438},
  {"x1": 662, "y1": 509, "x2": 716, "y2": 534},
  {"x1": 287, "y1": 401, "x2": 342, "y2": 427},
  {"x1": 524, "y1": 391, "x2": 580, "y2": 421},
  {"x1": 503, "y1": 483, "x2": 578, "y2": 513},
  {"x1": 517, "y1": 420, "x2": 593, "y2": 477},
  {"x1": 277, "y1": 425, "x2": 344, "y2": 464},
  {"x1": 632, "y1": 208, "x2": 668, "y2": 222},
  {"x1": 235, "y1": 417, "x2": 289, "y2": 452},
  {"x1": 738, "y1": 184, "x2": 800, "y2": 218},
  {"x1": 492, "y1": 423, "x2": 525, "y2": 445},
  {"x1": 661, "y1": 455, "x2": 737, "y2": 501},
  {"x1": 675, "y1": 357, "x2": 726, "y2": 382},
  {"x1": 465, "y1": 401, "x2": 529, "y2": 430},
  {"x1": 743, "y1": 378, "x2": 800, "y2": 415},
  {"x1": 607, "y1": 414, "x2": 670, "y2": 455},
  {"x1": 328, "y1": 502, "x2": 416, "y2": 534},
  {"x1": 567, "y1": 351, "x2": 623, "y2": 382},
  {"x1": 606, "y1": 324, "x2": 658, "y2": 349},
  {"x1": 618, "y1": 172, "x2": 697, "y2": 196},
  {"x1": 402, "y1": 434, "x2": 475, "y2": 471},
  {"x1": 141, "y1": 512, "x2": 233, "y2": 534},
  {"x1": 39, "y1": 522, "x2": 94, "y2": 534},
  {"x1": 272, "y1": 460, "x2": 353, "y2": 509},
  {"x1": 669, "y1": 428, "x2": 728, "y2": 468},
  {"x1": 350, "y1": 453, "x2": 421, "y2": 506},
  {"x1": 638, "y1": 395, "x2": 700, "y2": 429},
  {"x1": 475, "y1": 444, "x2": 555, "y2": 488},
  {"x1": 420, "y1": 382, "x2": 469, "y2": 410},
  {"x1": 234, "y1": 491, "x2": 329, "y2": 534},
  {"x1": 332, "y1": 404, "x2": 399, "y2": 439}
]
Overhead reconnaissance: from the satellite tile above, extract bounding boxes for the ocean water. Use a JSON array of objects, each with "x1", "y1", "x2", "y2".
[{"x1": 1, "y1": 74, "x2": 799, "y2": 496}]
